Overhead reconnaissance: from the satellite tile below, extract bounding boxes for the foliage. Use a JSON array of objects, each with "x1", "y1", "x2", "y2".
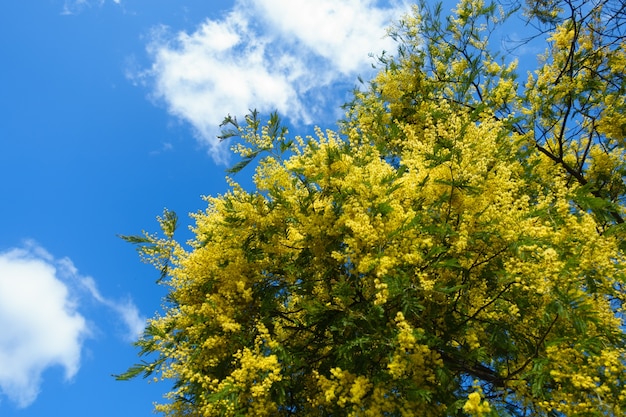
[{"x1": 118, "y1": 1, "x2": 626, "y2": 415}]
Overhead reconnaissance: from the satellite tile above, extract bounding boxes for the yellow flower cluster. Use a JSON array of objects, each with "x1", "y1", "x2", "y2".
[
  {"x1": 548, "y1": 23, "x2": 575, "y2": 49},
  {"x1": 388, "y1": 313, "x2": 442, "y2": 383},
  {"x1": 313, "y1": 368, "x2": 372, "y2": 408},
  {"x1": 463, "y1": 390, "x2": 491, "y2": 416}
]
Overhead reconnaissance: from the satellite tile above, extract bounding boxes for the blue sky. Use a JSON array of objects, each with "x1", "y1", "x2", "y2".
[{"x1": 0, "y1": 0, "x2": 415, "y2": 415}]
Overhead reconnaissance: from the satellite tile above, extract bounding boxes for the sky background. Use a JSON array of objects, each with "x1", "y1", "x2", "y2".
[{"x1": 0, "y1": 0, "x2": 416, "y2": 415}]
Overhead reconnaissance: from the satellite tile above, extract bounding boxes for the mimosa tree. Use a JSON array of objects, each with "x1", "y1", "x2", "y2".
[{"x1": 119, "y1": 1, "x2": 626, "y2": 415}]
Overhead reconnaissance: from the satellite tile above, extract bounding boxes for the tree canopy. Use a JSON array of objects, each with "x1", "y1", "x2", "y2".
[{"x1": 119, "y1": 0, "x2": 626, "y2": 415}]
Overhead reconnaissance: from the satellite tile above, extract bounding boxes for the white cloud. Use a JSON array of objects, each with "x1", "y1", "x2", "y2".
[
  {"x1": 137, "y1": 0, "x2": 410, "y2": 163},
  {"x1": 0, "y1": 242, "x2": 145, "y2": 408},
  {"x1": 0, "y1": 244, "x2": 87, "y2": 408},
  {"x1": 250, "y1": 0, "x2": 405, "y2": 74}
]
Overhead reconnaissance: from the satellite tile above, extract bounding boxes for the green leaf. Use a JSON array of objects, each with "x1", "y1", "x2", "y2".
[
  {"x1": 117, "y1": 234, "x2": 153, "y2": 245},
  {"x1": 217, "y1": 114, "x2": 241, "y2": 140},
  {"x1": 114, "y1": 358, "x2": 164, "y2": 381},
  {"x1": 226, "y1": 151, "x2": 260, "y2": 174},
  {"x1": 159, "y1": 209, "x2": 178, "y2": 239}
]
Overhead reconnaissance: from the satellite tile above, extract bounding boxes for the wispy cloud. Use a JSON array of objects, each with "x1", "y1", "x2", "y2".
[
  {"x1": 135, "y1": 0, "x2": 410, "y2": 163},
  {"x1": 78, "y1": 275, "x2": 145, "y2": 342},
  {"x1": 50, "y1": 251, "x2": 146, "y2": 343},
  {"x1": 61, "y1": 0, "x2": 120, "y2": 15},
  {"x1": 0, "y1": 242, "x2": 145, "y2": 408}
]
